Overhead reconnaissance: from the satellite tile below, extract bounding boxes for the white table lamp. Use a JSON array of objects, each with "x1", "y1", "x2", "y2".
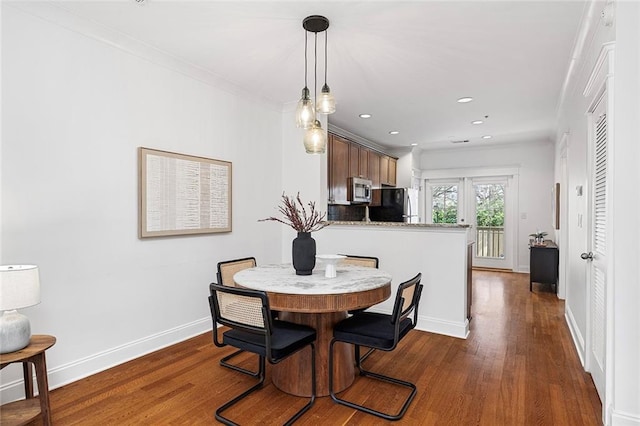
[{"x1": 0, "y1": 265, "x2": 41, "y2": 353}]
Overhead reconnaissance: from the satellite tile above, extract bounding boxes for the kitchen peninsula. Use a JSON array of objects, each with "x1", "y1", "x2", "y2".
[{"x1": 314, "y1": 221, "x2": 472, "y2": 339}]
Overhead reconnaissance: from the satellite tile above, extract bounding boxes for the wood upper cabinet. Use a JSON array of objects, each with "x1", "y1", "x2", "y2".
[
  {"x1": 349, "y1": 142, "x2": 369, "y2": 179},
  {"x1": 369, "y1": 151, "x2": 381, "y2": 188},
  {"x1": 379, "y1": 155, "x2": 397, "y2": 186},
  {"x1": 328, "y1": 134, "x2": 350, "y2": 203},
  {"x1": 379, "y1": 155, "x2": 389, "y2": 186},
  {"x1": 328, "y1": 133, "x2": 397, "y2": 201},
  {"x1": 387, "y1": 157, "x2": 397, "y2": 186}
]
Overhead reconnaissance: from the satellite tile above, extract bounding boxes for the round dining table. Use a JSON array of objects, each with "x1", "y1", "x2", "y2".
[{"x1": 234, "y1": 263, "x2": 392, "y2": 397}]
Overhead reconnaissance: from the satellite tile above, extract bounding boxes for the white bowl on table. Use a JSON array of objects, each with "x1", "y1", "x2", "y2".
[{"x1": 316, "y1": 254, "x2": 347, "y2": 278}]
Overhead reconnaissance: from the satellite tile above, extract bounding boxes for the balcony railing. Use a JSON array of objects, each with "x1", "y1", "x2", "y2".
[{"x1": 476, "y1": 226, "x2": 505, "y2": 258}]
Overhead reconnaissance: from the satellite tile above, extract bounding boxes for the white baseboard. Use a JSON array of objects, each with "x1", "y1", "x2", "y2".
[
  {"x1": 611, "y1": 410, "x2": 640, "y2": 426},
  {"x1": 365, "y1": 307, "x2": 468, "y2": 339},
  {"x1": 0, "y1": 318, "x2": 212, "y2": 403},
  {"x1": 565, "y1": 305, "x2": 586, "y2": 367},
  {"x1": 415, "y1": 315, "x2": 469, "y2": 339}
]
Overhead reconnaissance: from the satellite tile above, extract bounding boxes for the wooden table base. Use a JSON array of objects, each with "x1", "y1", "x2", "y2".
[{"x1": 272, "y1": 311, "x2": 353, "y2": 397}]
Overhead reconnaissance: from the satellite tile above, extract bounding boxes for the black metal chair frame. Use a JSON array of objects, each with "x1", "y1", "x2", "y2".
[
  {"x1": 328, "y1": 273, "x2": 423, "y2": 421},
  {"x1": 214, "y1": 257, "x2": 260, "y2": 377},
  {"x1": 209, "y1": 284, "x2": 316, "y2": 426}
]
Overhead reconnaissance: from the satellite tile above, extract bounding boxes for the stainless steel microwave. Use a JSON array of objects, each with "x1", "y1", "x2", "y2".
[{"x1": 347, "y1": 177, "x2": 372, "y2": 203}]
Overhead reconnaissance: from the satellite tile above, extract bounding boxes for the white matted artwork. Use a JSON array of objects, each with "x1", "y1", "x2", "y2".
[{"x1": 138, "y1": 147, "x2": 232, "y2": 237}]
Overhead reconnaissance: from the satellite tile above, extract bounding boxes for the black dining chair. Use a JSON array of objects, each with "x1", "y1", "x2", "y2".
[
  {"x1": 214, "y1": 257, "x2": 260, "y2": 377},
  {"x1": 328, "y1": 273, "x2": 423, "y2": 421},
  {"x1": 340, "y1": 254, "x2": 380, "y2": 362},
  {"x1": 208, "y1": 283, "x2": 317, "y2": 426}
]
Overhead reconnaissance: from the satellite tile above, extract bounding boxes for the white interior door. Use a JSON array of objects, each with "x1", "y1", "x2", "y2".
[{"x1": 584, "y1": 95, "x2": 607, "y2": 401}]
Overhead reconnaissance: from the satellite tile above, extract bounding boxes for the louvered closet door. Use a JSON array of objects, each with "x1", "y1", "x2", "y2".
[{"x1": 588, "y1": 96, "x2": 607, "y2": 401}]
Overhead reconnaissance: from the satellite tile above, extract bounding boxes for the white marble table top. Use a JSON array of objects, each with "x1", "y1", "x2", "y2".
[{"x1": 233, "y1": 263, "x2": 392, "y2": 295}]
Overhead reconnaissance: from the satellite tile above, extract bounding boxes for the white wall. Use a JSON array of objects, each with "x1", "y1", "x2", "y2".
[
  {"x1": 0, "y1": 4, "x2": 285, "y2": 401},
  {"x1": 610, "y1": 3, "x2": 640, "y2": 422},
  {"x1": 419, "y1": 141, "x2": 555, "y2": 272},
  {"x1": 554, "y1": 0, "x2": 640, "y2": 423}
]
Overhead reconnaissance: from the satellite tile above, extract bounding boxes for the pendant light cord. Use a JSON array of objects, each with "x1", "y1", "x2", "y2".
[
  {"x1": 314, "y1": 32, "x2": 318, "y2": 107},
  {"x1": 304, "y1": 31, "x2": 308, "y2": 88},
  {"x1": 324, "y1": 30, "x2": 328, "y2": 85}
]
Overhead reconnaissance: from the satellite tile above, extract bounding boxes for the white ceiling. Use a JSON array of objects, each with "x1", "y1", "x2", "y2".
[{"x1": 53, "y1": 0, "x2": 587, "y2": 151}]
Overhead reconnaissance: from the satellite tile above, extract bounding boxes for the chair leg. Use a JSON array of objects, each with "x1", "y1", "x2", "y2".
[
  {"x1": 215, "y1": 345, "x2": 316, "y2": 426},
  {"x1": 330, "y1": 340, "x2": 417, "y2": 421},
  {"x1": 359, "y1": 346, "x2": 375, "y2": 363},
  {"x1": 220, "y1": 348, "x2": 260, "y2": 377},
  {"x1": 215, "y1": 356, "x2": 266, "y2": 426}
]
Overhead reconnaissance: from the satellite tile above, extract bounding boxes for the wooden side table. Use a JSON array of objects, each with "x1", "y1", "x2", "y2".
[{"x1": 0, "y1": 335, "x2": 56, "y2": 426}]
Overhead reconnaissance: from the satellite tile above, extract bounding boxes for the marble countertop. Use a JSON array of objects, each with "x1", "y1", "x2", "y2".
[
  {"x1": 234, "y1": 263, "x2": 392, "y2": 295},
  {"x1": 326, "y1": 220, "x2": 470, "y2": 228}
]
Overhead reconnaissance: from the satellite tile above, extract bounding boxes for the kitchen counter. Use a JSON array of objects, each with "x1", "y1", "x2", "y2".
[{"x1": 326, "y1": 220, "x2": 470, "y2": 229}]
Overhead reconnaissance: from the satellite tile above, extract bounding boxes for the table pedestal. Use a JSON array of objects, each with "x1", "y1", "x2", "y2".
[{"x1": 272, "y1": 311, "x2": 353, "y2": 397}]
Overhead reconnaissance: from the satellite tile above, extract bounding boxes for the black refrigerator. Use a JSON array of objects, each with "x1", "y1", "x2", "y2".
[{"x1": 368, "y1": 188, "x2": 419, "y2": 223}]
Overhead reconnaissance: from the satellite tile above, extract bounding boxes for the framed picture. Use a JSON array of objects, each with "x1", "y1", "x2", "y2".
[
  {"x1": 138, "y1": 147, "x2": 232, "y2": 238},
  {"x1": 552, "y1": 182, "x2": 560, "y2": 230}
]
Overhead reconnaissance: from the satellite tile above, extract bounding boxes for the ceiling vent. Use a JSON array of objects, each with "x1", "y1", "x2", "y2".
[{"x1": 451, "y1": 139, "x2": 470, "y2": 144}]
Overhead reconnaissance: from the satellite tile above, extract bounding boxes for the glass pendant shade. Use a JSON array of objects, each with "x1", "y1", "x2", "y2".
[
  {"x1": 303, "y1": 120, "x2": 327, "y2": 154},
  {"x1": 295, "y1": 87, "x2": 315, "y2": 129},
  {"x1": 317, "y1": 84, "x2": 336, "y2": 114}
]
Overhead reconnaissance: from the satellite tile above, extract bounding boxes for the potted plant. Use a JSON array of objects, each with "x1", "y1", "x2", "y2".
[
  {"x1": 529, "y1": 231, "x2": 548, "y2": 245},
  {"x1": 260, "y1": 192, "x2": 329, "y2": 275}
]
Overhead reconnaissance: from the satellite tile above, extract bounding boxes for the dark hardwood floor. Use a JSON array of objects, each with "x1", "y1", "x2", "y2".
[{"x1": 33, "y1": 271, "x2": 602, "y2": 425}]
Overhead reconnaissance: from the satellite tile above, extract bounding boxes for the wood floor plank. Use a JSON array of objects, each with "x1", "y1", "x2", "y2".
[{"x1": 26, "y1": 270, "x2": 601, "y2": 425}]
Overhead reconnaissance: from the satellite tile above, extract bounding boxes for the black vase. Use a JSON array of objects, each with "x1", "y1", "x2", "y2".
[{"x1": 292, "y1": 232, "x2": 316, "y2": 275}]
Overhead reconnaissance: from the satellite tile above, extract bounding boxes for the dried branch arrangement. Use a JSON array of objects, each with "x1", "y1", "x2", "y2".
[{"x1": 259, "y1": 192, "x2": 329, "y2": 233}]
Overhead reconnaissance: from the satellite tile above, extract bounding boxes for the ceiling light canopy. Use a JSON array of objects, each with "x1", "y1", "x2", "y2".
[{"x1": 295, "y1": 15, "x2": 334, "y2": 154}]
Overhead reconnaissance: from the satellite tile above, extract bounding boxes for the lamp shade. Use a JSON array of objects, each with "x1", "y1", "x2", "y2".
[{"x1": 0, "y1": 265, "x2": 41, "y2": 311}]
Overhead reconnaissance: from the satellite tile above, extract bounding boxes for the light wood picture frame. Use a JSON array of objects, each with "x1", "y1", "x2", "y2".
[
  {"x1": 553, "y1": 182, "x2": 560, "y2": 230},
  {"x1": 138, "y1": 147, "x2": 232, "y2": 238}
]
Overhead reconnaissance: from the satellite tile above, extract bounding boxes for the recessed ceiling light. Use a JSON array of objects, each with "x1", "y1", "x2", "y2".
[
  {"x1": 410, "y1": 143, "x2": 418, "y2": 146},
  {"x1": 359, "y1": 114, "x2": 372, "y2": 119},
  {"x1": 389, "y1": 131, "x2": 399, "y2": 135},
  {"x1": 457, "y1": 97, "x2": 473, "y2": 103},
  {"x1": 471, "y1": 120, "x2": 484, "y2": 125},
  {"x1": 482, "y1": 135, "x2": 492, "y2": 139}
]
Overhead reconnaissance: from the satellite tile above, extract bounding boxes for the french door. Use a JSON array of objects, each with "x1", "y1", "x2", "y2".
[
  {"x1": 469, "y1": 178, "x2": 512, "y2": 270},
  {"x1": 425, "y1": 175, "x2": 514, "y2": 270}
]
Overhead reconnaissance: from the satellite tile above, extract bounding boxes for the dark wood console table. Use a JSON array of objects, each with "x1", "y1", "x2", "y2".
[{"x1": 529, "y1": 240, "x2": 559, "y2": 293}]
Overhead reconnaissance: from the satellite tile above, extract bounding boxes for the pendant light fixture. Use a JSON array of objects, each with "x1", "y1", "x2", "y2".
[
  {"x1": 317, "y1": 30, "x2": 336, "y2": 114},
  {"x1": 295, "y1": 15, "x2": 334, "y2": 154},
  {"x1": 295, "y1": 30, "x2": 315, "y2": 129}
]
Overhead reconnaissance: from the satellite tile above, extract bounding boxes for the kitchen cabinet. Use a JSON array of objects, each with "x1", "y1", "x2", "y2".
[
  {"x1": 328, "y1": 134, "x2": 350, "y2": 203},
  {"x1": 369, "y1": 151, "x2": 381, "y2": 188},
  {"x1": 328, "y1": 132, "x2": 397, "y2": 203},
  {"x1": 348, "y1": 142, "x2": 370, "y2": 179},
  {"x1": 529, "y1": 241, "x2": 559, "y2": 292},
  {"x1": 379, "y1": 156, "x2": 397, "y2": 186}
]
